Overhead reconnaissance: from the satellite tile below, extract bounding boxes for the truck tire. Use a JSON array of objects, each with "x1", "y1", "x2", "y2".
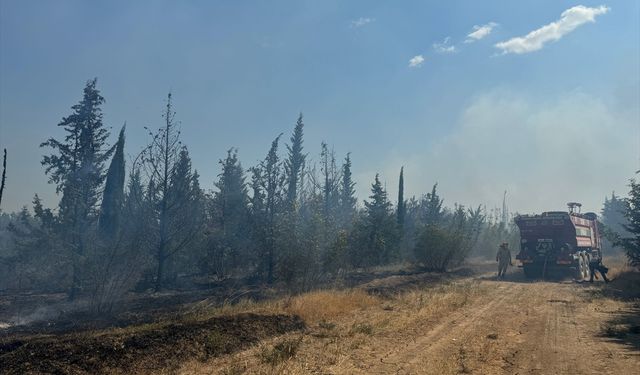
[
  {"x1": 575, "y1": 256, "x2": 587, "y2": 280},
  {"x1": 583, "y1": 254, "x2": 591, "y2": 280}
]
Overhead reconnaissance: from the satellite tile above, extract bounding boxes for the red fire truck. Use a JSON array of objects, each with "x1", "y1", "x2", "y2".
[{"x1": 515, "y1": 203, "x2": 602, "y2": 279}]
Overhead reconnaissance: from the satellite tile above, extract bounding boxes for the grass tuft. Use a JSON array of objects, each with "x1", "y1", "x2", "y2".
[
  {"x1": 284, "y1": 290, "x2": 378, "y2": 323},
  {"x1": 259, "y1": 337, "x2": 302, "y2": 365}
]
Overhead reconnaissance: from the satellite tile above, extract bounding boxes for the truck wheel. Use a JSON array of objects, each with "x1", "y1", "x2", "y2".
[
  {"x1": 576, "y1": 255, "x2": 589, "y2": 281},
  {"x1": 582, "y1": 255, "x2": 590, "y2": 280},
  {"x1": 575, "y1": 256, "x2": 586, "y2": 280}
]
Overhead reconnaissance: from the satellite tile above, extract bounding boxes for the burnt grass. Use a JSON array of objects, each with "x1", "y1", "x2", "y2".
[
  {"x1": 0, "y1": 264, "x2": 490, "y2": 374},
  {"x1": 0, "y1": 313, "x2": 305, "y2": 375}
]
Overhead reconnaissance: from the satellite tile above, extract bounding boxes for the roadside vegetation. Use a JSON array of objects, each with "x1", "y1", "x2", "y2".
[{"x1": 0, "y1": 79, "x2": 518, "y2": 314}]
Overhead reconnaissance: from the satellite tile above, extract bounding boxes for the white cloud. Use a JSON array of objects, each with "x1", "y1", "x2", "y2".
[
  {"x1": 495, "y1": 5, "x2": 609, "y2": 54},
  {"x1": 465, "y1": 22, "x2": 498, "y2": 43},
  {"x1": 365, "y1": 89, "x2": 638, "y2": 214},
  {"x1": 408, "y1": 55, "x2": 425, "y2": 68},
  {"x1": 433, "y1": 37, "x2": 457, "y2": 54},
  {"x1": 351, "y1": 17, "x2": 375, "y2": 28}
]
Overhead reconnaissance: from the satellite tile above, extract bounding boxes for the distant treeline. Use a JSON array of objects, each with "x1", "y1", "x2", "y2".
[{"x1": 0, "y1": 79, "x2": 635, "y2": 312}]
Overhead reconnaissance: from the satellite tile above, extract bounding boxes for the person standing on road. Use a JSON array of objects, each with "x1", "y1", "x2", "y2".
[{"x1": 496, "y1": 242, "x2": 512, "y2": 279}]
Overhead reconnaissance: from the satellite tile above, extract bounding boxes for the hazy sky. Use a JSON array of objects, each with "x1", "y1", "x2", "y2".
[{"x1": 0, "y1": 1, "x2": 638, "y2": 215}]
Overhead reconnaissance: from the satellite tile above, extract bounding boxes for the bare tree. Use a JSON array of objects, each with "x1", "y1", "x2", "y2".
[{"x1": 139, "y1": 93, "x2": 203, "y2": 291}]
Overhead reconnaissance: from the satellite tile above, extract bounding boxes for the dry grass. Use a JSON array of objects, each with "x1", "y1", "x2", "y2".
[
  {"x1": 283, "y1": 290, "x2": 379, "y2": 324},
  {"x1": 259, "y1": 336, "x2": 303, "y2": 365},
  {"x1": 179, "y1": 278, "x2": 488, "y2": 374},
  {"x1": 605, "y1": 254, "x2": 634, "y2": 280}
]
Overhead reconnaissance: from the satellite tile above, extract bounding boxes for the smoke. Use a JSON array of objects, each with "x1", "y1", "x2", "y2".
[{"x1": 364, "y1": 87, "x2": 639, "y2": 214}]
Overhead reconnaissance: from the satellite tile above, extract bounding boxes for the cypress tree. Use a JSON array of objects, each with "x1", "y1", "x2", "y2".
[
  {"x1": 397, "y1": 166, "x2": 406, "y2": 227},
  {"x1": 99, "y1": 125, "x2": 126, "y2": 238}
]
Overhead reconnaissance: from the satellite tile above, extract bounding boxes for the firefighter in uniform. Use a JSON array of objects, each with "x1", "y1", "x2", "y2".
[{"x1": 496, "y1": 242, "x2": 512, "y2": 279}]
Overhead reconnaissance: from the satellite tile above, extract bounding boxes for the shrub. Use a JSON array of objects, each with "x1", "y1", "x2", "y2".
[{"x1": 414, "y1": 225, "x2": 466, "y2": 271}]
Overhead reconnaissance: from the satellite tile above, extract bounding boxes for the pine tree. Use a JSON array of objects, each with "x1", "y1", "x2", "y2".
[
  {"x1": 422, "y1": 183, "x2": 444, "y2": 226},
  {"x1": 621, "y1": 179, "x2": 640, "y2": 267},
  {"x1": 285, "y1": 114, "x2": 306, "y2": 209},
  {"x1": 361, "y1": 173, "x2": 397, "y2": 265},
  {"x1": 40, "y1": 78, "x2": 113, "y2": 300},
  {"x1": 602, "y1": 192, "x2": 629, "y2": 236},
  {"x1": 99, "y1": 125, "x2": 126, "y2": 238},
  {"x1": 397, "y1": 167, "x2": 406, "y2": 227},
  {"x1": 211, "y1": 148, "x2": 250, "y2": 273},
  {"x1": 320, "y1": 142, "x2": 339, "y2": 220},
  {"x1": 338, "y1": 153, "x2": 357, "y2": 227}
]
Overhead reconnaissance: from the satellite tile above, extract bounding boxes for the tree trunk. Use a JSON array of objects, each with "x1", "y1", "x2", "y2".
[{"x1": 155, "y1": 243, "x2": 165, "y2": 292}]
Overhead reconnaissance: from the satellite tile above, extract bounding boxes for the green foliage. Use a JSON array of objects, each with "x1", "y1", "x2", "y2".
[
  {"x1": 414, "y1": 225, "x2": 463, "y2": 271},
  {"x1": 40, "y1": 78, "x2": 114, "y2": 299},
  {"x1": 620, "y1": 179, "x2": 640, "y2": 268},
  {"x1": 350, "y1": 174, "x2": 398, "y2": 267},
  {"x1": 2, "y1": 82, "x2": 544, "y2": 298},
  {"x1": 421, "y1": 183, "x2": 444, "y2": 226},
  {"x1": 251, "y1": 135, "x2": 284, "y2": 284},
  {"x1": 140, "y1": 93, "x2": 204, "y2": 291},
  {"x1": 3, "y1": 198, "x2": 65, "y2": 291},
  {"x1": 338, "y1": 153, "x2": 357, "y2": 227},
  {"x1": 397, "y1": 167, "x2": 406, "y2": 227},
  {"x1": 206, "y1": 148, "x2": 251, "y2": 276},
  {"x1": 99, "y1": 125, "x2": 126, "y2": 238},
  {"x1": 601, "y1": 191, "x2": 630, "y2": 254},
  {"x1": 285, "y1": 114, "x2": 306, "y2": 208}
]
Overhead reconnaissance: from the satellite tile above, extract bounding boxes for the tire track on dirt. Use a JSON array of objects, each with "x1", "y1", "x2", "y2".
[{"x1": 372, "y1": 282, "x2": 522, "y2": 374}]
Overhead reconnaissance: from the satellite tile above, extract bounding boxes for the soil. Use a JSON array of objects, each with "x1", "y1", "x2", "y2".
[
  {"x1": 201, "y1": 265, "x2": 640, "y2": 374},
  {"x1": 366, "y1": 274, "x2": 640, "y2": 374}
]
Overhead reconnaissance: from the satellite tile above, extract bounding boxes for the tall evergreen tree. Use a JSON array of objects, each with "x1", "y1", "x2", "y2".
[
  {"x1": 602, "y1": 192, "x2": 629, "y2": 236},
  {"x1": 251, "y1": 135, "x2": 284, "y2": 283},
  {"x1": 40, "y1": 78, "x2": 113, "y2": 300},
  {"x1": 360, "y1": 173, "x2": 397, "y2": 265},
  {"x1": 320, "y1": 142, "x2": 339, "y2": 220},
  {"x1": 397, "y1": 167, "x2": 406, "y2": 227},
  {"x1": 0, "y1": 148, "x2": 6, "y2": 209},
  {"x1": 338, "y1": 153, "x2": 357, "y2": 227},
  {"x1": 285, "y1": 114, "x2": 306, "y2": 209},
  {"x1": 210, "y1": 148, "x2": 249, "y2": 273},
  {"x1": 99, "y1": 125, "x2": 126, "y2": 238},
  {"x1": 422, "y1": 183, "x2": 444, "y2": 226},
  {"x1": 621, "y1": 179, "x2": 640, "y2": 267}
]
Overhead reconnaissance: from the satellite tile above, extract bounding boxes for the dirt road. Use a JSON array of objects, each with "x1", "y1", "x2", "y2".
[
  {"x1": 200, "y1": 269, "x2": 639, "y2": 375},
  {"x1": 369, "y1": 277, "x2": 638, "y2": 374}
]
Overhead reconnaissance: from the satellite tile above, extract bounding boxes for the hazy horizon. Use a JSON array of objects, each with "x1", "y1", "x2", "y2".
[{"x1": 1, "y1": 1, "x2": 638, "y2": 214}]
